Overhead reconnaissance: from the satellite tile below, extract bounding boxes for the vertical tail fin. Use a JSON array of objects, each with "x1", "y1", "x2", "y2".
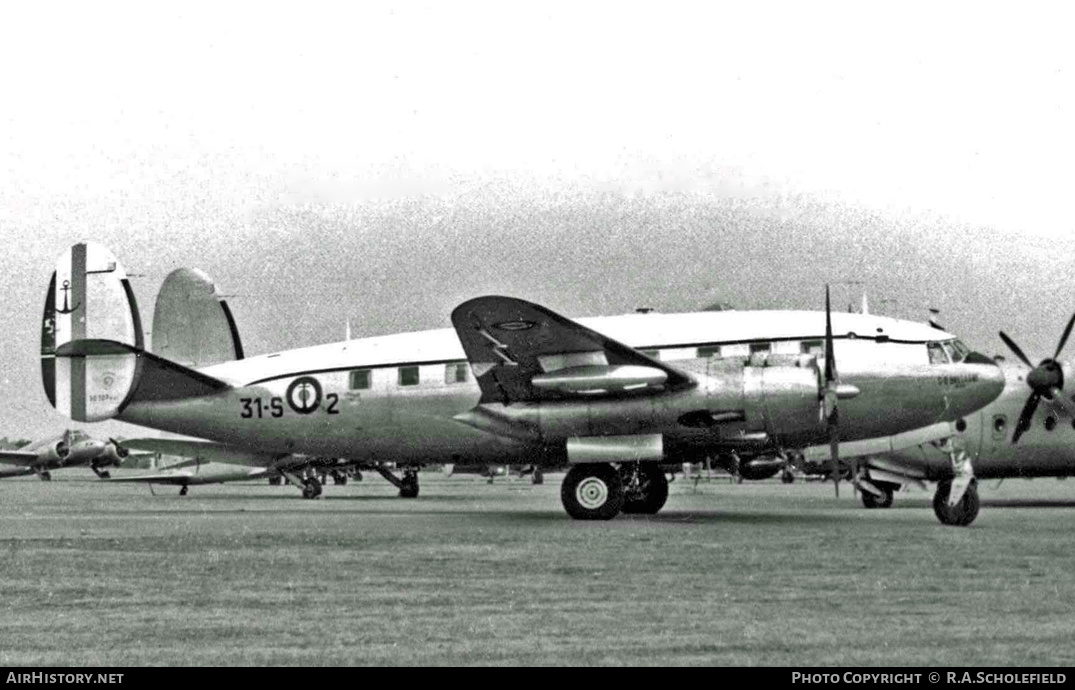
[
  {"x1": 152, "y1": 268, "x2": 244, "y2": 367},
  {"x1": 42, "y1": 243, "x2": 143, "y2": 422}
]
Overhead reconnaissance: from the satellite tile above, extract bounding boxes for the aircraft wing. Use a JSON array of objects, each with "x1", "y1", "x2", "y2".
[
  {"x1": 801, "y1": 422, "x2": 956, "y2": 463},
  {"x1": 106, "y1": 470, "x2": 199, "y2": 485},
  {"x1": 450, "y1": 296, "x2": 695, "y2": 403},
  {"x1": 121, "y1": 439, "x2": 280, "y2": 467},
  {"x1": 0, "y1": 450, "x2": 39, "y2": 466}
]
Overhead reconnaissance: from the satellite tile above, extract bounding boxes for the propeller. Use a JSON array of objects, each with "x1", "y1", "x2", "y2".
[
  {"x1": 999, "y1": 312, "x2": 1075, "y2": 443},
  {"x1": 820, "y1": 285, "x2": 842, "y2": 496}
]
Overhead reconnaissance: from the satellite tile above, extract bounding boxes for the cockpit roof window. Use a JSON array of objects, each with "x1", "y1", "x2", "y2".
[{"x1": 927, "y1": 341, "x2": 950, "y2": 364}]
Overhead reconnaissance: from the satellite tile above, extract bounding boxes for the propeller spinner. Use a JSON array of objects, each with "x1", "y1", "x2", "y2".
[{"x1": 999, "y1": 313, "x2": 1075, "y2": 444}]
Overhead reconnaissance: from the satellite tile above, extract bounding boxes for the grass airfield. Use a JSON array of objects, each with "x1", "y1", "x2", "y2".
[{"x1": 1, "y1": 470, "x2": 1074, "y2": 666}]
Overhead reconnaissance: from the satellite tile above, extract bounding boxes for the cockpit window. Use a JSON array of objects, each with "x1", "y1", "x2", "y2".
[
  {"x1": 927, "y1": 342, "x2": 950, "y2": 364},
  {"x1": 948, "y1": 339, "x2": 970, "y2": 363}
]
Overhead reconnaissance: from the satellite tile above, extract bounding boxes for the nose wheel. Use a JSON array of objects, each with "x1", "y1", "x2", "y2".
[{"x1": 933, "y1": 479, "x2": 979, "y2": 526}]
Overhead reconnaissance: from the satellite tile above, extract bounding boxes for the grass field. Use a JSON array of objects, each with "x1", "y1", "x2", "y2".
[{"x1": 1, "y1": 470, "x2": 1074, "y2": 666}]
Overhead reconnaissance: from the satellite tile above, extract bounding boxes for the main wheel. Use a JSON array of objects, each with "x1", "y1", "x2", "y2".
[
  {"x1": 933, "y1": 479, "x2": 979, "y2": 526},
  {"x1": 268, "y1": 476, "x2": 282, "y2": 486},
  {"x1": 399, "y1": 470, "x2": 419, "y2": 498},
  {"x1": 861, "y1": 485, "x2": 894, "y2": 509},
  {"x1": 561, "y1": 464, "x2": 624, "y2": 520},
  {"x1": 302, "y1": 477, "x2": 323, "y2": 499},
  {"x1": 620, "y1": 463, "x2": 669, "y2": 515},
  {"x1": 40, "y1": 471, "x2": 52, "y2": 482}
]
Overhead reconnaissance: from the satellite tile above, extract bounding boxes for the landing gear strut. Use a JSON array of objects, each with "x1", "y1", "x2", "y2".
[
  {"x1": 932, "y1": 431, "x2": 978, "y2": 526},
  {"x1": 620, "y1": 463, "x2": 669, "y2": 515},
  {"x1": 373, "y1": 466, "x2": 420, "y2": 498},
  {"x1": 561, "y1": 463, "x2": 623, "y2": 520},
  {"x1": 37, "y1": 470, "x2": 52, "y2": 482},
  {"x1": 179, "y1": 485, "x2": 189, "y2": 496},
  {"x1": 531, "y1": 469, "x2": 544, "y2": 485},
  {"x1": 90, "y1": 465, "x2": 111, "y2": 480}
]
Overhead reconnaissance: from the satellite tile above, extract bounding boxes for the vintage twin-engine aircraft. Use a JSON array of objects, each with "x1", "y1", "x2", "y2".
[
  {"x1": 0, "y1": 429, "x2": 135, "y2": 480},
  {"x1": 41, "y1": 242, "x2": 1005, "y2": 520},
  {"x1": 826, "y1": 318, "x2": 1075, "y2": 525}
]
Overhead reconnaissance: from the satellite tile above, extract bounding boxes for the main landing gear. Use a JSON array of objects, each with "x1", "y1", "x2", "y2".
[
  {"x1": 561, "y1": 462, "x2": 669, "y2": 520},
  {"x1": 90, "y1": 465, "x2": 112, "y2": 480},
  {"x1": 373, "y1": 466, "x2": 420, "y2": 498},
  {"x1": 859, "y1": 482, "x2": 896, "y2": 509}
]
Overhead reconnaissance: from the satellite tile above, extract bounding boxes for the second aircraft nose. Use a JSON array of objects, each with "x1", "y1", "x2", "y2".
[{"x1": 948, "y1": 352, "x2": 1006, "y2": 418}]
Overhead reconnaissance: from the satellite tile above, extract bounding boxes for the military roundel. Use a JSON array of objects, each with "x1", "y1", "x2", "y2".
[{"x1": 286, "y1": 376, "x2": 323, "y2": 414}]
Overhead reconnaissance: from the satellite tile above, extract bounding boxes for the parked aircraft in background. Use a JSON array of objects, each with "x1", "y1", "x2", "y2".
[
  {"x1": 825, "y1": 318, "x2": 1075, "y2": 525},
  {"x1": 0, "y1": 429, "x2": 137, "y2": 480},
  {"x1": 41, "y1": 242, "x2": 1005, "y2": 521}
]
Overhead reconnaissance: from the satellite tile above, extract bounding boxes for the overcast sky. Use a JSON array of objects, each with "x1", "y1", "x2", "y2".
[{"x1": 2, "y1": 2, "x2": 1074, "y2": 439}]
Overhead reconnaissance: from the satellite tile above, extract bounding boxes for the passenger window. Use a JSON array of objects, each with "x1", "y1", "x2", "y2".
[
  {"x1": 927, "y1": 342, "x2": 949, "y2": 364},
  {"x1": 445, "y1": 362, "x2": 469, "y2": 384},
  {"x1": 992, "y1": 415, "x2": 1007, "y2": 439},
  {"x1": 349, "y1": 369, "x2": 371, "y2": 390},
  {"x1": 697, "y1": 345, "x2": 721, "y2": 358},
  {"x1": 398, "y1": 366, "x2": 420, "y2": 386},
  {"x1": 800, "y1": 340, "x2": 824, "y2": 355},
  {"x1": 749, "y1": 342, "x2": 770, "y2": 355}
]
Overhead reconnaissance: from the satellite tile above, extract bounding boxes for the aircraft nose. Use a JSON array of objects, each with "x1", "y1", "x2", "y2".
[{"x1": 954, "y1": 352, "x2": 1006, "y2": 415}]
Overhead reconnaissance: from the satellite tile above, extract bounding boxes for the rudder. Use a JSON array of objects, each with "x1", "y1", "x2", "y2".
[{"x1": 42, "y1": 242, "x2": 143, "y2": 422}]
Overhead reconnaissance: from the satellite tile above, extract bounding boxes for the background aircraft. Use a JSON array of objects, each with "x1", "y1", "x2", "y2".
[
  {"x1": 820, "y1": 317, "x2": 1075, "y2": 525},
  {"x1": 41, "y1": 242, "x2": 1005, "y2": 521},
  {"x1": 0, "y1": 429, "x2": 137, "y2": 480}
]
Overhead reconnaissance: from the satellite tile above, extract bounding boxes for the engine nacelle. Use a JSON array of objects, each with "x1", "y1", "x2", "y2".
[{"x1": 48, "y1": 440, "x2": 70, "y2": 463}]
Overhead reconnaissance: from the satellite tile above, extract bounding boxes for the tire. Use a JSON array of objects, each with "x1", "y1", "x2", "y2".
[
  {"x1": 561, "y1": 464, "x2": 624, "y2": 520},
  {"x1": 933, "y1": 479, "x2": 979, "y2": 526},
  {"x1": 399, "y1": 472, "x2": 419, "y2": 498},
  {"x1": 861, "y1": 486, "x2": 894, "y2": 509},
  {"x1": 621, "y1": 464, "x2": 669, "y2": 515},
  {"x1": 302, "y1": 477, "x2": 322, "y2": 499}
]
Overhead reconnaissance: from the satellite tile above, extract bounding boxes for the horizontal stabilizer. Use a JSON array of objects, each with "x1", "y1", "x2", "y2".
[{"x1": 450, "y1": 296, "x2": 694, "y2": 403}]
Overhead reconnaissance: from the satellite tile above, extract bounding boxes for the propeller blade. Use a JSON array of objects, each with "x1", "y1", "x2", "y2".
[
  {"x1": 829, "y1": 409, "x2": 840, "y2": 497},
  {"x1": 824, "y1": 285, "x2": 837, "y2": 384},
  {"x1": 1011, "y1": 392, "x2": 1041, "y2": 444},
  {"x1": 1055, "y1": 313, "x2": 1075, "y2": 360},
  {"x1": 999, "y1": 331, "x2": 1033, "y2": 369}
]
